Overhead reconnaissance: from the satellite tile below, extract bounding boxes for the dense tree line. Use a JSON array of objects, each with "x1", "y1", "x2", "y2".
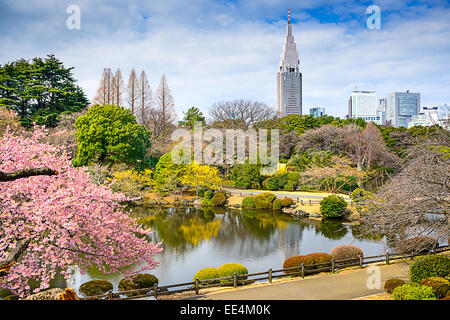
[{"x1": 0, "y1": 55, "x2": 89, "y2": 127}]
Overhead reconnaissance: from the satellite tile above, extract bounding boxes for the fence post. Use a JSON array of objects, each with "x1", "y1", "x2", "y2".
[
  {"x1": 309, "y1": 200, "x2": 312, "y2": 206},
  {"x1": 301, "y1": 264, "x2": 305, "y2": 278},
  {"x1": 268, "y1": 269, "x2": 272, "y2": 283},
  {"x1": 195, "y1": 278, "x2": 199, "y2": 295},
  {"x1": 386, "y1": 253, "x2": 390, "y2": 265},
  {"x1": 233, "y1": 273, "x2": 237, "y2": 288},
  {"x1": 359, "y1": 255, "x2": 363, "y2": 269},
  {"x1": 153, "y1": 284, "x2": 158, "y2": 299},
  {"x1": 107, "y1": 290, "x2": 113, "y2": 300},
  {"x1": 301, "y1": 200, "x2": 303, "y2": 205},
  {"x1": 331, "y1": 259, "x2": 335, "y2": 273}
]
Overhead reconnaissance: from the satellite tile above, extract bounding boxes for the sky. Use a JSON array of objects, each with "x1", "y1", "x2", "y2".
[{"x1": 0, "y1": 0, "x2": 449, "y2": 119}]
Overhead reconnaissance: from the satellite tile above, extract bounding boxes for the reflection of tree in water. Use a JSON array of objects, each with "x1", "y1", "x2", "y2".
[
  {"x1": 132, "y1": 206, "x2": 221, "y2": 252},
  {"x1": 318, "y1": 219, "x2": 348, "y2": 240},
  {"x1": 351, "y1": 224, "x2": 385, "y2": 242}
]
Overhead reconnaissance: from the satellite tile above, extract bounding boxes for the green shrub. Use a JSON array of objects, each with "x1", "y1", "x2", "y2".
[
  {"x1": 201, "y1": 190, "x2": 214, "y2": 205},
  {"x1": 242, "y1": 196, "x2": 256, "y2": 209},
  {"x1": 420, "y1": 277, "x2": 450, "y2": 299},
  {"x1": 210, "y1": 191, "x2": 227, "y2": 206},
  {"x1": 281, "y1": 198, "x2": 294, "y2": 207},
  {"x1": 79, "y1": 280, "x2": 113, "y2": 296},
  {"x1": 384, "y1": 279, "x2": 406, "y2": 294},
  {"x1": 320, "y1": 195, "x2": 347, "y2": 218},
  {"x1": 216, "y1": 263, "x2": 248, "y2": 283},
  {"x1": 329, "y1": 245, "x2": 363, "y2": 263},
  {"x1": 283, "y1": 180, "x2": 296, "y2": 191},
  {"x1": 398, "y1": 237, "x2": 437, "y2": 255},
  {"x1": 118, "y1": 274, "x2": 159, "y2": 296},
  {"x1": 273, "y1": 198, "x2": 294, "y2": 210},
  {"x1": 392, "y1": 283, "x2": 437, "y2": 300},
  {"x1": 193, "y1": 268, "x2": 220, "y2": 285},
  {"x1": 254, "y1": 192, "x2": 276, "y2": 209},
  {"x1": 2, "y1": 294, "x2": 19, "y2": 300},
  {"x1": 265, "y1": 177, "x2": 280, "y2": 191},
  {"x1": 273, "y1": 199, "x2": 283, "y2": 210},
  {"x1": 204, "y1": 190, "x2": 214, "y2": 200},
  {"x1": 409, "y1": 255, "x2": 450, "y2": 283}
]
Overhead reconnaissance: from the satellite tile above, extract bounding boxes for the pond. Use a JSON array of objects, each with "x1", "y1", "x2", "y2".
[{"x1": 63, "y1": 206, "x2": 388, "y2": 296}]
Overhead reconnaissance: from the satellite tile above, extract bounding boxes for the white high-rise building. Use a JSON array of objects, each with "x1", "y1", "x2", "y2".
[
  {"x1": 277, "y1": 9, "x2": 302, "y2": 116},
  {"x1": 349, "y1": 90, "x2": 381, "y2": 124}
]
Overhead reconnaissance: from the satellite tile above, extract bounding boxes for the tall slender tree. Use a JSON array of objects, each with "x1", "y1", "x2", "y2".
[
  {"x1": 135, "y1": 70, "x2": 153, "y2": 126},
  {"x1": 112, "y1": 68, "x2": 124, "y2": 106},
  {"x1": 155, "y1": 74, "x2": 176, "y2": 126},
  {"x1": 127, "y1": 68, "x2": 139, "y2": 116},
  {"x1": 93, "y1": 68, "x2": 113, "y2": 105}
]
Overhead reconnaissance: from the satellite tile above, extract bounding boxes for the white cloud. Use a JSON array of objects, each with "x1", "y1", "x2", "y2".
[{"x1": 0, "y1": 0, "x2": 449, "y2": 118}]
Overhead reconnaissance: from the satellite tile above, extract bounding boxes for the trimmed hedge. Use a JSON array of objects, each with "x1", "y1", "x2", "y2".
[
  {"x1": 392, "y1": 283, "x2": 437, "y2": 300},
  {"x1": 254, "y1": 192, "x2": 276, "y2": 209},
  {"x1": 384, "y1": 279, "x2": 406, "y2": 294},
  {"x1": 398, "y1": 237, "x2": 437, "y2": 255},
  {"x1": 210, "y1": 191, "x2": 227, "y2": 206},
  {"x1": 216, "y1": 263, "x2": 248, "y2": 283},
  {"x1": 329, "y1": 245, "x2": 363, "y2": 263},
  {"x1": 320, "y1": 195, "x2": 347, "y2": 218},
  {"x1": 193, "y1": 268, "x2": 220, "y2": 285},
  {"x1": 273, "y1": 199, "x2": 283, "y2": 210},
  {"x1": 420, "y1": 277, "x2": 449, "y2": 299},
  {"x1": 242, "y1": 196, "x2": 256, "y2": 209},
  {"x1": 282, "y1": 198, "x2": 293, "y2": 207},
  {"x1": 283, "y1": 253, "x2": 333, "y2": 274},
  {"x1": 118, "y1": 274, "x2": 159, "y2": 296},
  {"x1": 79, "y1": 280, "x2": 113, "y2": 296},
  {"x1": 409, "y1": 254, "x2": 450, "y2": 283}
]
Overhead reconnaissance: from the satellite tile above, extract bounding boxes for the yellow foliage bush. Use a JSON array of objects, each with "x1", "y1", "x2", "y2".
[{"x1": 109, "y1": 169, "x2": 154, "y2": 196}]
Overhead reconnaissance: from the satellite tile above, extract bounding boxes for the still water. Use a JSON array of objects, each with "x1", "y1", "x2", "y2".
[{"x1": 64, "y1": 206, "x2": 387, "y2": 295}]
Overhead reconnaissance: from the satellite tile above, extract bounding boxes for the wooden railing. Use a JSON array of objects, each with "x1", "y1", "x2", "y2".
[
  {"x1": 80, "y1": 244, "x2": 450, "y2": 300},
  {"x1": 220, "y1": 188, "x2": 358, "y2": 206}
]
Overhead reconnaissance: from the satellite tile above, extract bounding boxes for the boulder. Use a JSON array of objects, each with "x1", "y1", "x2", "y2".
[{"x1": 24, "y1": 288, "x2": 63, "y2": 300}]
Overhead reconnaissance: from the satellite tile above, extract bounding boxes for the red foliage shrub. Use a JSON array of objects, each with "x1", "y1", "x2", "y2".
[{"x1": 330, "y1": 245, "x2": 364, "y2": 262}]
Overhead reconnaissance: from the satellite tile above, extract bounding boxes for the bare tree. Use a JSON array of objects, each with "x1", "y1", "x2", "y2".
[
  {"x1": 127, "y1": 68, "x2": 139, "y2": 116},
  {"x1": 111, "y1": 68, "x2": 124, "y2": 106},
  {"x1": 135, "y1": 70, "x2": 153, "y2": 126},
  {"x1": 149, "y1": 74, "x2": 176, "y2": 144},
  {"x1": 344, "y1": 123, "x2": 400, "y2": 171},
  {"x1": 208, "y1": 99, "x2": 276, "y2": 129},
  {"x1": 92, "y1": 68, "x2": 113, "y2": 105},
  {"x1": 296, "y1": 124, "x2": 359, "y2": 155},
  {"x1": 360, "y1": 136, "x2": 450, "y2": 254}
]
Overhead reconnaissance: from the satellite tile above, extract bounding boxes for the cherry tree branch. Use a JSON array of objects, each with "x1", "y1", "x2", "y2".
[{"x1": 0, "y1": 168, "x2": 58, "y2": 182}]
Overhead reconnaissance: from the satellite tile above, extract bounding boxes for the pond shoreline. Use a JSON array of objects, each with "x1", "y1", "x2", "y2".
[{"x1": 134, "y1": 191, "x2": 361, "y2": 223}]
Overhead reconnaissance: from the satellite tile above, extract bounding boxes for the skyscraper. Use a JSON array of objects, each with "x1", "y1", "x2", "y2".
[
  {"x1": 386, "y1": 91, "x2": 420, "y2": 127},
  {"x1": 348, "y1": 90, "x2": 381, "y2": 124},
  {"x1": 310, "y1": 107, "x2": 325, "y2": 117},
  {"x1": 277, "y1": 9, "x2": 302, "y2": 116}
]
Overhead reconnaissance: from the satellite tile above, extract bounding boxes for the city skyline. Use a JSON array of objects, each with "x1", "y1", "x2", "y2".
[{"x1": 0, "y1": 0, "x2": 449, "y2": 119}]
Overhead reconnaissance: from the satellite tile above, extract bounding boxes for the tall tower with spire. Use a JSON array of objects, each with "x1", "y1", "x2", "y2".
[{"x1": 277, "y1": 9, "x2": 302, "y2": 115}]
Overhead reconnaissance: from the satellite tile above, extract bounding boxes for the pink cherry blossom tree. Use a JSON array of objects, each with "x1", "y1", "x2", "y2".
[{"x1": 0, "y1": 126, "x2": 161, "y2": 298}]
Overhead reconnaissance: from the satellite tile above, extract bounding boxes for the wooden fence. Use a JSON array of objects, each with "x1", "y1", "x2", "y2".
[
  {"x1": 80, "y1": 244, "x2": 450, "y2": 300},
  {"x1": 221, "y1": 188, "x2": 358, "y2": 206}
]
